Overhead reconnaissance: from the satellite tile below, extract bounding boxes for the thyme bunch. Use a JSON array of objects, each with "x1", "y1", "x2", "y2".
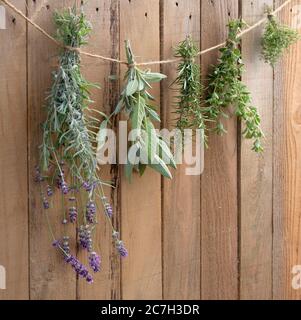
[
  {"x1": 206, "y1": 20, "x2": 264, "y2": 152},
  {"x1": 111, "y1": 40, "x2": 176, "y2": 180},
  {"x1": 173, "y1": 37, "x2": 206, "y2": 141},
  {"x1": 262, "y1": 13, "x2": 299, "y2": 66},
  {"x1": 38, "y1": 8, "x2": 127, "y2": 282}
]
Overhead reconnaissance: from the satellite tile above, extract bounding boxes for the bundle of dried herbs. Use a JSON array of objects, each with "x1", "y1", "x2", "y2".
[
  {"x1": 173, "y1": 36, "x2": 207, "y2": 142},
  {"x1": 262, "y1": 12, "x2": 299, "y2": 66},
  {"x1": 38, "y1": 7, "x2": 127, "y2": 283},
  {"x1": 206, "y1": 20, "x2": 264, "y2": 152},
  {"x1": 108, "y1": 40, "x2": 176, "y2": 180}
]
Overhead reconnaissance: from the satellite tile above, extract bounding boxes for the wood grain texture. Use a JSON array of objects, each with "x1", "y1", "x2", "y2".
[
  {"x1": 0, "y1": 0, "x2": 28, "y2": 300},
  {"x1": 28, "y1": 0, "x2": 79, "y2": 300},
  {"x1": 161, "y1": 0, "x2": 201, "y2": 300},
  {"x1": 119, "y1": 0, "x2": 162, "y2": 300},
  {"x1": 240, "y1": 0, "x2": 274, "y2": 300},
  {"x1": 273, "y1": 0, "x2": 301, "y2": 300},
  {"x1": 77, "y1": 0, "x2": 121, "y2": 300},
  {"x1": 200, "y1": 0, "x2": 239, "y2": 300}
]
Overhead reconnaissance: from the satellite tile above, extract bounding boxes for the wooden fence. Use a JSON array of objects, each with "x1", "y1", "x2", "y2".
[{"x1": 0, "y1": 0, "x2": 301, "y2": 300}]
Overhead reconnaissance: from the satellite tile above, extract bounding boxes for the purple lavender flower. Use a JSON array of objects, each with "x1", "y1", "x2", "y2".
[
  {"x1": 46, "y1": 185, "x2": 53, "y2": 197},
  {"x1": 56, "y1": 171, "x2": 68, "y2": 194},
  {"x1": 86, "y1": 201, "x2": 96, "y2": 224},
  {"x1": 34, "y1": 166, "x2": 44, "y2": 183},
  {"x1": 116, "y1": 240, "x2": 128, "y2": 258},
  {"x1": 69, "y1": 196, "x2": 76, "y2": 202},
  {"x1": 79, "y1": 225, "x2": 92, "y2": 252},
  {"x1": 62, "y1": 236, "x2": 70, "y2": 254},
  {"x1": 82, "y1": 181, "x2": 97, "y2": 192},
  {"x1": 43, "y1": 198, "x2": 50, "y2": 209},
  {"x1": 89, "y1": 252, "x2": 101, "y2": 272},
  {"x1": 82, "y1": 181, "x2": 91, "y2": 191},
  {"x1": 52, "y1": 240, "x2": 60, "y2": 247},
  {"x1": 56, "y1": 171, "x2": 64, "y2": 189},
  {"x1": 69, "y1": 207, "x2": 78, "y2": 223},
  {"x1": 105, "y1": 203, "x2": 113, "y2": 218},
  {"x1": 64, "y1": 255, "x2": 93, "y2": 283},
  {"x1": 61, "y1": 181, "x2": 69, "y2": 195},
  {"x1": 86, "y1": 274, "x2": 93, "y2": 283}
]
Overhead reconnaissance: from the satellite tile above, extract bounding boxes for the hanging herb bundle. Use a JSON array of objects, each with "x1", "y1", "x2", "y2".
[
  {"x1": 107, "y1": 40, "x2": 176, "y2": 181},
  {"x1": 173, "y1": 36, "x2": 207, "y2": 142},
  {"x1": 37, "y1": 7, "x2": 127, "y2": 284},
  {"x1": 262, "y1": 12, "x2": 299, "y2": 66},
  {"x1": 206, "y1": 20, "x2": 264, "y2": 152}
]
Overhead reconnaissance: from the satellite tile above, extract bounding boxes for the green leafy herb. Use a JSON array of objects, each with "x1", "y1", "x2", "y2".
[
  {"x1": 206, "y1": 19, "x2": 264, "y2": 152},
  {"x1": 173, "y1": 36, "x2": 207, "y2": 143},
  {"x1": 112, "y1": 40, "x2": 176, "y2": 180},
  {"x1": 262, "y1": 13, "x2": 299, "y2": 66}
]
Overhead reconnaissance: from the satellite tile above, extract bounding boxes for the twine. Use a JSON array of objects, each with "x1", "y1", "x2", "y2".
[{"x1": 1, "y1": 0, "x2": 293, "y2": 67}]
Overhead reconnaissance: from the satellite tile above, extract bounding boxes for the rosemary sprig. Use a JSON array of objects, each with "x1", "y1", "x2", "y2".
[
  {"x1": 107, "y1": 40, "x2": 176, "y2": 180},
  {"x1": 262, "y1": 13, "x2": 299, "y2": 66},
  {"x1": 206, "y1": 19, "x2": 264, "y2": 152},
  {"x1": 173, "y1": 36, "x2": 207, "y2": 142}
]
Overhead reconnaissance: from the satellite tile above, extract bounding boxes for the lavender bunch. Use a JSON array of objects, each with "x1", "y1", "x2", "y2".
[{"x1": 37, "y1": 7, "x2": 128, "y2": 283}]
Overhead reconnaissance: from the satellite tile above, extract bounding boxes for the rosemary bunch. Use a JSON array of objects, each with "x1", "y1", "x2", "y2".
[
  {"x1": 206, "y1": 20, "x2": 264, "y2": 152},
  {"x1": 173, "y1": 36, "x2": 206, "y2": 141},
  {"x1": 112, "y1": 40, "x2": 176, "y2": 180},
  {"x1": 262, "y1": 13, "x2": 299, "y2": 66},
  {"x1": 38, "y1": 8, "x2": 127, "y2": 283}
]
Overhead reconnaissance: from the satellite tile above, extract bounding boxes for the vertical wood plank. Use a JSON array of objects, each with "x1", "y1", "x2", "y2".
[
  {"x1": 0, "y1": 0, "x2": 28, "y2": 300},
  {"x1": 240, "y1": 0, "x2": 274, "y2": 300},
  {"x1": 120, "y1": 0, "x2": 162, "y2": 299},
  {"x1": 161, "y1": 0, "x2": 201, "y2": 300},
  {"x1": 28, "y1": 0, "x2": 79, "y2": 300},
  {"x1": 77, "y1": 0, "x2": 120, "y2": 300},
  {"x1": 273, "y1": 0, "x2": 301, "y2": 300},
  {"x1": 200, "y1": 0, "x2": 239, "y2": 300}
]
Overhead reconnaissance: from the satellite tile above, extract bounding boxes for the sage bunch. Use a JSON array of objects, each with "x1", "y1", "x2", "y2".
[
  {"x1": 109, "y1": 40, "x2": 176, "y2": 180},
  {"x1": 206, "y1": 20, "x2": 264, "y2": 152},
  {"x1": 173, "y1": 36, "x2": 207, "y2": 142},
  {"x1": 262, "y1": 13, "x2": 299, "y2": 66},
  {"x1": 38, "y1": 8, "x2": 127, "y2": 283}
]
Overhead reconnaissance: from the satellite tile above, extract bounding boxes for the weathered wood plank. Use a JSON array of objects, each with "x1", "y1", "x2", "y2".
[
  {"x1": 273, "y1": 0, "x2": 301, "y2": 300},
  {"x1": 240, "y1": 0, "x2": 274, "y2": 300},
  {"x1": 119, "y1": 0, "x2": 162, "y2": 299},
  {"x1": 200, "y1": 0, "x2": 239, "y2": 300},
  {"x1": 76, "y1": 0, "x2": 121, "y2": 300},
  {"x1": 161, "y1": 0, "x2": 201, "y2": 300},
  {"x1": 28, "y1": 0, "x2": 79, "y2": 300},
  {"x1": 0, "y1": 0, "x2": 28, "y2": 300}
]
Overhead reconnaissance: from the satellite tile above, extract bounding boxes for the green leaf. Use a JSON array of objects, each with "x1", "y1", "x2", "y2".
[
  {"x1": 150, "y1": 155, "x2": 173, "y2": 179},
  {"x1": 158, "y1": 139, "x2": 176, "y2": 169},
  {"x1": 126, "y1": 77, "x2": 139, "y2": 96},
  {"x1": 125, "y1": 162, "x2": 133, "y2": 182},
  {"x1": 138, "y1": 163, "x2": 147, "y2": 176},
  {"x1": 114, "y1": 98, "x2": 124, "y2": 115},
  {"x1": 145, "y1": 118, "x2": 158, "y2": 162},
  {"x1": 145, "y1": 105, "x2": 161, "y2": 122},
  {"x1": 131, "y1": 95, "x2": 145, "y2": 133},
  {"x1": 143, "y1": 72, "x2": 167, "y2": 83}
]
